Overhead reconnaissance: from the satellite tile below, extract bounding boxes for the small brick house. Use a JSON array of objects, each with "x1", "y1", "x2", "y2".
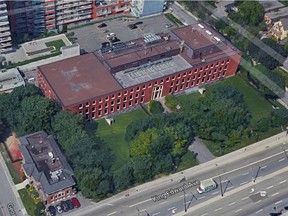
[{"x1": 19, "y1": 131, "x2": 75, "y2": 205}]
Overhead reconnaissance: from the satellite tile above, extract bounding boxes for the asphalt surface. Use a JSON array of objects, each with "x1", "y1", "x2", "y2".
[
  {"x1": 69, "y1": 15, "x2": 176, "y2": 53},
  {"x1": 0, "y1": 154, "x2": 24, "y2": 216},
  {"x1": 67, "y1": 133, "x2": 288, "y2": 216}
]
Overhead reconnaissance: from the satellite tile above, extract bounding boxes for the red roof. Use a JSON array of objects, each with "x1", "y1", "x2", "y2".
[{"x1": 39, "y1": 53, "x2": 122, "y2": 107}]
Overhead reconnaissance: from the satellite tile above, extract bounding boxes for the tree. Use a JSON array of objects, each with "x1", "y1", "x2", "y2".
[
  {"x1": 131, "y1": 155, "x2": 153, "y2": 183},
  {"x1": 238, "y1": 1, "x2": 264, "y2": 26},
  {"x1": 52, "y1": 111, "x2": 86, "y2": 151},
  {"x1": 270, "y1": 109, "x2": 288, "y2": 128},
  {"x1": 16, "y1": 95, "x2": 59, "y2": 136},
  {"x1": 113, "y1": 164, "x2": 134, "y2": 191}
]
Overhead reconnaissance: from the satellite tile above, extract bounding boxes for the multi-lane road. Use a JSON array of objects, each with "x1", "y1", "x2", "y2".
[{"x1": 67, "y1": 132, "x2": 288, "y2": 216}]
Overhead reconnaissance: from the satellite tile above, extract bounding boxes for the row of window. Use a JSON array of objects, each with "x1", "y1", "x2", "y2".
[{"x1": 50, "y1": 190, "x2": 70, "y2": 201}]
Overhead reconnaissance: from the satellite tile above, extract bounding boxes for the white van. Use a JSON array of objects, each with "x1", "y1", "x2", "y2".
[{"x1": 197, "y1": 179, "x2": 217, "y2": 194}]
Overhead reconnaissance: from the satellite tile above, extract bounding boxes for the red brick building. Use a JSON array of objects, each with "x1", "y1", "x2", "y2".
[
  {"x1": 92, "y1": 0, "x2": 130, "y2": 19},
  {"x1": 38, "y1": 22, "x2": 241, "y2": 120}
]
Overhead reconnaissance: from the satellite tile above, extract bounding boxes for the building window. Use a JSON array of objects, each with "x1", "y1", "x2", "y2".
[
  {"x1": 92, "y1": 113, "x2": 95, "y2": 119},
  {"x1": 129, "y1": 101, "x2": 132, "y2": 106},
  {"x1": 141, "y1": 91, "x2": 145, "y2": 96},
  {"x1": 111, "y1": 101, "x2": 114, "y2": 106},
  {"x1": 176, "y1": 80, "x2": 179, "y2": 85},
  {"x1": 209, "y1": 70, "x2": 212, "y2": 75},
  {"x1": 99, "y1": 98, "x2": 103, "y2": 103},
  {"x1": 198, "y1": 74, "x2": 201, "y2": 78},
  {"x1": 123, "y1": 103, "x2": 126, "y2": 108},
  {"x1": 174, "y1": 86, "x2": 178, "y2": 92},
  {"x1": 85, "y1": 102, "x2": 89, "y2": 107},
  {"x1": 111, "y1": 107, "x2": 114, "y2": 112},
  {"x1": 216, "y1": 62, "x2": 219, "y2": 67},
  {"x1": 172, "y1": 75, "x2": 175, "y2": 80},
  {"x1": 187, "y1": 77, "x2": 191, "y2": 82},
  {"x1": 227, "y1": 59, "x2": 230, "y2": 63},
  {"x1": 123, "y1": 97, "x2": 127, "y2": 102},
  {"x1": 85, "y1": 108, "x2": 89, "y2": 114},
  {"x1": 154, "y1": 81, "x2": 158, "y2": 85},
  {"x1": 117, "y1": 105, "x2": 120, "y2": 110},
  {"x1": 169, "y1": 87, "x2": 173, "y2": 93},
  {"x1": 194, "y1": 69, "x2": 198, "y2": 73},
  {"x1": 118, "y1": 92, "x2": 122, "y2": 97},
  {"x1": 186, "y1": 83, "x2": 189, "y2": 88},
  {"x1": 180, "y1": 84, "x2": 184, "y2": 90},
  {"x1": 111, "y1": 94, "x2": 115, "y2": 99},
  {"x1": 140, "y1": 97, "x2": 144, "y2": 103},
  {"x1": 200, "y1": 67, "x2": 203, "y2": 71},
  {"x1": 202, "y1": 77, "x2": 205, "y2": 83},
  {"x1": 203, "y1": 72, "x2": 207, "y2": 77},
  {"x1": 117, "y1": 99, "x2": 121, "y2": 104},
  {"x1": 129, "y1": 95, "x2": 133, "y2": 100},
  {"x1": 214, "y1": 69, "x2": 217, "y2": 73},
  {"x1": 142, "y1": 84, "x2": 146, "y2": 89},
  {"x1": 183, "y1": 72, "x2": 187, "y2": 77},
  {"x1": 92, "y1": 100, "x2": 96, "y2": 105},
  {"x1": 148, "y1": 83, "x2": 152, "y2": 88},
  {"x1": 166, "y1": 77, "x2": 170, "y2": 82},
  {"x1": 92, "y1": 107, "x2": 95, "y2": 112},
  {"x1": 105, "y1": 96, "x2": 109, "y2": 101},
  {"x1": 170, "y1": 82, "x2": 174, "y2": 87},
  {"x1": 177, "y1": 74, "x2": 181, "y2": 78},
  {"x1": 193, "y1": 75, "x2": 196, "y2": 80},
  {"x1": 135, "y1": 93, "x2": 139, "y2": 98},
  {"x1": 136, "y1": 86, "x2": 140, "y2": 91},
  {"x1": 105, "y1": 103, "x2": 108, "y2": 108},
  {"x1": 224, "y1": 65, "x2": 228, "y2": 70},
  {"x1": 130, "y1": 88, "x2": 134, "y2": 93},
  {"x1": 221, "y1": 60, "x2": 225, "y2": 65},
  {"x1": 205, "y1": 65, "x2": 209, "y2": 70},
  {"x1": 135, "y1": 99, "x2": 138, "y2": 104},
  {"x1": 98, "y1": 105, "x2": 102, "y2": 110},
  {"x1": 98, "y1": 111, "x2": 102, "y2": 116},
  {"x1": 211, "y1": 64, "x2": 214, "y2": 68},
  {"x1": 79, "y1": 104, "x2": 83, "y2": 109},
  {"x1": 181, "y1": 78, "x2": 185, "y2": 83},
  {"x1": 104, "y1": 109, "x2": 108, "y2": 115},
  {"x1": 160, "y1": 79, "x2": 164, "y2": 84},
  {"x1": 79, "y1": 110, "x2": 83, "y2": 114},
  {"x1": 189, "y1": 70, "x2": 193, "y2": 75},
  {"x1": 124, "y1": 90, "x2": 128, "y2": 95}
]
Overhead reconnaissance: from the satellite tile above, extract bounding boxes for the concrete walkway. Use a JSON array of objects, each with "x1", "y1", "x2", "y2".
[
  {"x1": 189, "y1": 137, "x2": 216, "y2": 163},
  {"x1": 15, "y1": 179, "x2": 29, "y2": 191}
]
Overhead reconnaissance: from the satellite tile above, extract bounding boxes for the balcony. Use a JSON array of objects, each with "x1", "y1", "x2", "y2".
[
  {"x1": 0, "y1": 36, "x2": 11, "y2": 42},
  {"x1": 0, "y1": 31, "x2": 11, "y2": 37}
]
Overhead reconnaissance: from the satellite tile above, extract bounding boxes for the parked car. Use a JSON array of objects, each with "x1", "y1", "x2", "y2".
[
  {"x1": 56, "y1": 205, "x2": 63, "y2": 214},
  {"x1": 98, "y1": 23, "x2": 107, "y2": 28},
  {"x1": 101, "y1": 42, "x2": 110, "y2": 48},
  {"x1": 110, "y1": 37, "x2": 120, "y2": 43},
  {"x1": 128, "y1": 24, "x2": 137, "y2": 29},
  {"x1": 71, "y1": 197, "x2": 81, "y2": 208},
  {"x1": 66, "y1": 199, "x2": 74, "y2": 210},
  {"x1": 134, "y1": 21, "x2": 143, "y2": 25},
  {"x1": 60, "y1": 201, "x2": 69, "y2": 212},
  {"x1": 165, "y1": 23, "x2": 172, "y2": 28},
  {"x1": 106, "y1": 33, "x2": 116, "y2": 40},
  {"x1": 48, "y1": 206, "x2": 56, "y2": 216}
]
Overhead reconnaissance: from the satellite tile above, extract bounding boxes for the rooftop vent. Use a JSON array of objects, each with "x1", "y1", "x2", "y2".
[
  {"x1": 198, "y1": 24, "x2": 204, "y2": 29},
  {"x1": 143, "y1": 33, "x2": 161, "y2": 44}
]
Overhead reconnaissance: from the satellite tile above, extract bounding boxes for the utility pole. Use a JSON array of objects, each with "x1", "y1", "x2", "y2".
[
  {"x1": 185, "y1": 192, "x2": 197, "y2": 212},
  {"x1": 219, "y1": 176, "x2": 223, "y2": 197},
  {"x1": 136, "y1": 207, "x2": 140, "y2": 216},
  {"x1": 253, "y1": 166, "x2": 261, "y2": 183},
  {"x1": 222, "y1": 177, "x2": 232, "y2": 196},
  {"x1": 144, "y1": 210, "x2": 151, "y2": 216},
  {"x1": 282, "y1": 147, "x2": 288, "y2": 159},
  {"x1": 183, "y1": 190, "x2": 187, "y2": 212}
]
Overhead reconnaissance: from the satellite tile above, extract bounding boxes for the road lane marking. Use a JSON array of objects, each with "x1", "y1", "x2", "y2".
[
  {"x1": 255, "y1": 200, "x2": 261, "y2": 204},
  {"x1": 256, "y1": 209, "x2": 263, "y2": 214},
  {"x1": 152, "y1": 212, "x2": 161, "y2": 216},
  {"x1": 275, "y1": 200, "x2": 283, "y2": 205},
  {"x1": 241, "y1": 197, "x2": 249, "y2": 201},
  {"x1": 242, "y1": 172, "x2": 249, "y2": 176},
  {"x1": 266, "y1": 185, "x2": 274, "y2": 189},
  {"x1": 159, "y1": 201, "x2": 167, "y2": 205},
  {"x1": 240, "y1": 181, "x2": 248, "y2": 185},
  {"x1": 227, "y1": 186, "x2": 234, "y2": 190},
  {"x1": 261, "y1": 166, "x2": 267, "y2": 169},
  {"x1": 279, "y1": 180, "x2": 286, "y2": 184},
  {"x1": 107, "y1": 212, "x2": 117, "y2": 216},
  {"x1": 279, "y1": 158, "x2": 285, "y2": 162},
  {"x1": 212, "y1": 191, "x2": 219, "y2": 195},
  {"x1": 198, "y1": 196, "x2": 206, "y2": 200},
  {"x1": 214, "y1": 207, "x2": 222, "y2": 212},
  {"x1": 129, "y1": 199, "x2": 151, "y2": 207},
  {"x1": 167, "y1": 207, "x2": 176, "y2": 211},
  {"x1": 235, "y1": 209, "x2": 242, "y2": 213},
  {"x1": 200, "y1": 213, "x2": 208, "y2": 216},
  {"x1": 228, "y1": 202, "x2": 236, "y2": 206},
  {"x1": 272, "y1": 192, "x2": 279, "y2": 197}
]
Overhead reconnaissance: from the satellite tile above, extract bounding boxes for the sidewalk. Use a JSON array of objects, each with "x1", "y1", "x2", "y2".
[{"x1": 15, "y1": 179, "x2": 29, "y2": 191}]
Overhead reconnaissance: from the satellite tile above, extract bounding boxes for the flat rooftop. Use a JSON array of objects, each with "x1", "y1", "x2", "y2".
[
  {"x1": 266, "y1": 6, "x2": 288, "y2": 20},
  {"x1": 114, "y1": 55, "x2": 191, "y2": 88},
  {"x1": 0, "y1": 68, "x2": 25, "y2": 93},
  {"x1": 259, "y1": 0, "x2": 284, "y2": 12},
  {"x1": 19, "y1": 131, "x2": 75, "y2": 195},
  {"x1": 39, "y1": 53, "x2": 123, "y2": 107}
]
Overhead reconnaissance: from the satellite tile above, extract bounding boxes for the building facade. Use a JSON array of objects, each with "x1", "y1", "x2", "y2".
[
  {"x1": 19, "y1": 131, "x2": 75, "y2": 205},
  {"x1": 131, "y1": 0, "x2": 164, "y2": 17},
  {"x1": 38, "y1": 23, "x2": 241, "y2": 120},
  {"x1": 0, "y1": 0, "x2": 12, "y2": 51},
  {"x1": 92, "y1": 0, "x2": 130, "y2": 18}
]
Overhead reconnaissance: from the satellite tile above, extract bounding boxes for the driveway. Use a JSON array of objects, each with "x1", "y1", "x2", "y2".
[{"x1": 189, "y1": 137, "x2": 216, "y2": 163}]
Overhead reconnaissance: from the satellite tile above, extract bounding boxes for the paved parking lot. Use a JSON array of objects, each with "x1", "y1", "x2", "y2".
[{"x1": 68, "y1": 15, "x2": 177, "y2": 53}]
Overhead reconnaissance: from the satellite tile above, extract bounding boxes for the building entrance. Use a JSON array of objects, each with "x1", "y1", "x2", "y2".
[{"x1": 152, "y1": 85, "x2": 163, "y2": 100}]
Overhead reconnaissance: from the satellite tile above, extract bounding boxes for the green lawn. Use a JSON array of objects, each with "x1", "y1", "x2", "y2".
[
  {"x1": 273, "y1": 67, "x2": 288, "y2": 87},
  {"x1": 18, "y1": 189, "x2": 37, "y2": 216},
  {"x1": 176, "y1": 151, "x2": 199, "y2": 172},
  {"x1": 5, "y1": 161, "x2": 22, "y2": 184},
  {"x1": 96, "y1": 108, "x2": 149, "y2": 171},
  {"x1": 45, "y1": 39, "x2": 66, "y2": 52}
]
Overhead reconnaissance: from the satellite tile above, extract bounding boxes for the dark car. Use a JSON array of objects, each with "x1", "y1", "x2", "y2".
[
  {"x1": 71, "y1": 197, "x2": 81, "y2": 208},
  {"x1": 48, "y1": 206, "x2": 56, "y2": 216},
  {"x1": 285, "y1": 206, "x2": 288, "y2": 210},
  {"x1": 134, "y1": 21, "x2": 143, "y2": 25},
  {"x1": 66, "y1": 199, "x2": 74, "y2": 210},
  {"x1": 128, "y1": 24, "x2": 137, "y2": 29},
  {"x1": 98, "y1": 23, "x2": 107, "y2": 28},
  {"x1": 101, "y1": 42, "x2": 110, "y2": 48},
  {"x1": 60, "y1": 201, "x2": 69, "y2": 212},
  {"x1": 270, "y1": 213, "x2": 282, "y2": 216},
  {"x1": 111, "y1": 37, "x2": 120, "y2": 43}
]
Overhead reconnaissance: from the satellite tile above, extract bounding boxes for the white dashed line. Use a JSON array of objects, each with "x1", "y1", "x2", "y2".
[
  {"x1": 261, "y1": 166, "x2": 267, "y2": 169},
  {"x1": 212, "y1": 191, "x2": 219, "y2": 195},
  {"x1": 279, "y1": 158, "x2": 285, "y2": 162},
  {"x1": 107, "y1": 211, "x2": 117, "y2": 216},
  {"x1": 241, "y1": 197, "x2": 249, "y2": 201},
  {"x1": 229, "y1": 202, "x2": 236, "y2": 206},
  {"x1": 235, "y1": 209, "x2": 242, "y2": 213},
  {"x1": 256, "y1": 209, "x2": 263, "y2": 214},
  {"x1": 200, "y1": 213, "x2": 208, "y2": 216},
  {"x1": 275, "y1": 200, "x2": 283, "y2": 205},
  {"x1": 152, "y1": 212, "x2": 161, "y2": 216},
  {"x1": 240, "y1": 181, "x2": 248, "y2": 185},
  {"x1": 272, "y1": 192, "x2": 279, "y2": 197},
  {"x1": 266, "y1": 185, "x2": 274, "y2": 190},
  {"x1": 159, "y1": 201, "x2": 167, "y2": 205},
  {"x1": 279, "y1": 180, "x2": 286, "y2": 184},
  {"x1": 255, "y1": 200, "x2": 262, "y2": 204},
  {"x1": 198, "y1": 196, "x2": 206, "y2": 200},
  {"x1": 214, "y1": 207, "x2": 222, "y2": 212},
  {"x1": 167, "y1": 207, "x2": 176, "y2": 211},
  {"x1": 129, "y1": 199, "x2": 151, "y2": 207},
  {"x1": 242, "y1": 172, "x2": 249, "y2": 176}
]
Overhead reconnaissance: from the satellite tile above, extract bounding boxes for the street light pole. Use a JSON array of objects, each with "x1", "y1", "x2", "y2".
[{"x1": 253, "y1": 166, "x2": 261, "y2": 183}]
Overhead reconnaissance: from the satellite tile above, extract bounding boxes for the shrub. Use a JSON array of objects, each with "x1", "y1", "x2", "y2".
[
  {"x1": 148, "y1": 100, "x2": 164, "y2": 115},
  {"x1": 165, "y1": 94, "x2": 178, "y2": 110}
]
